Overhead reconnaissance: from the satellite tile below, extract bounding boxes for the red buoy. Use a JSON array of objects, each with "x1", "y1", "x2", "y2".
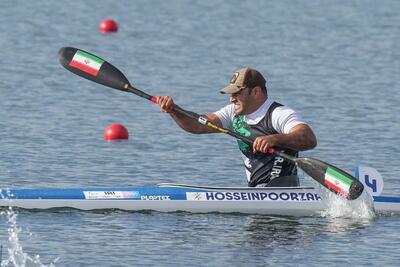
[
  {"x1": 99, "y1": 18, "x2": 118, "y2": 33},
  {"x1": 104, "y1": 124, "x2": 129, "y2": 141}
]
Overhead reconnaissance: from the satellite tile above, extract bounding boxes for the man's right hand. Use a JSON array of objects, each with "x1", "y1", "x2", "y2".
[
  {"x1": 154, "y1": 96, "x2": 223, "y2": 134},
  {"x1": 155, "y1": 96, "x2": 174, "y2": 113}
]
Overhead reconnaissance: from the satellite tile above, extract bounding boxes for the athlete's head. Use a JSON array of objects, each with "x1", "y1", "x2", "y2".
[{"x1": 220, "y1": 67, "x2": 268, "y2": 115}]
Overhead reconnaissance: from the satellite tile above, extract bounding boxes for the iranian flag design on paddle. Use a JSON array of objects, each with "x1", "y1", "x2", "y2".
[
  {"x1": 324, "y1": 167, "x2": 352, "y2": 196},
  {"x1": 69, "y1": 50, "x2": 104, "y2": 76}
]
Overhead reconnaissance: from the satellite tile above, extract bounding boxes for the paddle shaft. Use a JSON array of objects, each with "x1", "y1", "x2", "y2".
[
  {"x1": 123, "y1": 83, "x2": 256, "y2": 145},
  {"x1": 126, "y1": 82, "x2": 298, "y2": 163}
]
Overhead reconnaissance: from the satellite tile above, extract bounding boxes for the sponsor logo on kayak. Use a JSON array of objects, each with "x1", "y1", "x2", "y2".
[
  {"x1": 83, "y1": 191, "x2": 140, "y2": 200},
  {"x1": 186, "y1": 191, "x2": 321, "y2": 201},
  {"x1": 140, "y1": 195, "x2": 171, "y2": 200}
]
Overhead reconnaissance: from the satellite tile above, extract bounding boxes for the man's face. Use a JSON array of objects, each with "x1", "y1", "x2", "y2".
[{"x1": 230, "y1": 87, "x2": 254, "y2": 115}]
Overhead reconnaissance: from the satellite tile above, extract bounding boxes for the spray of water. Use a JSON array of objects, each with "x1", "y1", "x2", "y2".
[
  {"x1": 0, "y1": 207, "x2": 59, "y2": 267},
  {"x1": 320, "y1": 189, "x2": 375, "y2": 219},
  {"x1": 298, "y1": 169, "x2": 376, "y2": 219}
]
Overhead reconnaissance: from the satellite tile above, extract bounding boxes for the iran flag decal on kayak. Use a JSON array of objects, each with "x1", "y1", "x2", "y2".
[
  {"x1": 324, "y1": 167, "x2": 352, "y2": 196},
  {"x1": 69, "y1": 50, "x2": 104, "y2": 76}
]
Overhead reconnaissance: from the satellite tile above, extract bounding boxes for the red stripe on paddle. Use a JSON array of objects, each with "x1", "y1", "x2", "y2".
[
  {"x1": 69, "y1": 61, "x2": 99, "y2": 76},
  {"x1": 324, "y1": 179, "x2": 349, "y2": 197}
]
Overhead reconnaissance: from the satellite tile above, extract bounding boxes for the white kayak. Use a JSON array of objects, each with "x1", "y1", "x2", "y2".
[
  {"x1": 0, "y1": 167, "x2": 398, "y2": 216},
  {"x1": 0, "y1": 183, "x2": 398, "y2": 216}
]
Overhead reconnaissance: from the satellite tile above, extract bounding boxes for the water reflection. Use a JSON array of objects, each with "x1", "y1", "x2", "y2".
[
  {"x1": 243, "y1": 215, "x2": 303, "y2": 247},
  {"x1": 318, "y1": 217, "x2": 375, "y2": 235},
  {"x1": 242, "y1": 214, "x2": 375, "y2": 249}
]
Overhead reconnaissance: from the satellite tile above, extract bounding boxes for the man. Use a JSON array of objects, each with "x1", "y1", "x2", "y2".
[{"x1": 156, "y1": 67, "x2": 317, "y2": 187}]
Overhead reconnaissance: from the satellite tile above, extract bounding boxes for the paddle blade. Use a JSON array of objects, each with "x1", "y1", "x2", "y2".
[
  {"x1": 296, "y1": 157, "x2": 364, "y2": 200},
  {"x1": 58, "y1": 47, "x2": 130, "y2": 91}
]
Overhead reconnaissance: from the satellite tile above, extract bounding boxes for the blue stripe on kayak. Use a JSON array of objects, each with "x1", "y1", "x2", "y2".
[
  {"x1": 373, "y1": 196, "x2": 400, "y2": 203},
  {"x1": 1, "y1": 188, "x2": 83, "y2": 199},
  {"x1": 0, "y1": 187, "x2": 206, "y2": 200}
]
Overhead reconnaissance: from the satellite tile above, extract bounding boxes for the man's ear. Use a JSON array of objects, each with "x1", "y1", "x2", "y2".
[{"x1": 253, "y1": 86, "x2": 261, "y2": 95}]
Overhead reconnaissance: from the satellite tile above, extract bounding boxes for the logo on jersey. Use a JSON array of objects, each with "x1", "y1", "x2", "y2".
[{"x1": 232, "y1": 115, "x2": 251, "y2": 152}]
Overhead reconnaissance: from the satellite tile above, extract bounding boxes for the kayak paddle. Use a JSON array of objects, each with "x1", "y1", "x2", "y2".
[{"x1": 58, "y1": 47, "x2": 364, "y2": 200}]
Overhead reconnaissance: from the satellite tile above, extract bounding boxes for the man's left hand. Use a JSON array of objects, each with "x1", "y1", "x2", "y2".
[{"x1": 252, "y1": 135, "x2": 278, "y2": 154}]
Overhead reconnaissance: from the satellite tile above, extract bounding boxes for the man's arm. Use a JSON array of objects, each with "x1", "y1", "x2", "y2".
[
  {"x1": 156, "y1": 96, "x2": 222, "y2": 134},
  {"x1": 252, "y1": 124, "x2": 317, "y2": 153}
]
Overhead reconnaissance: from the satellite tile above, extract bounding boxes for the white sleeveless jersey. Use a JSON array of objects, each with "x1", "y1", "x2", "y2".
[{"x1": 214, "y1": 98, "x2": 307, "y2": 183}]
